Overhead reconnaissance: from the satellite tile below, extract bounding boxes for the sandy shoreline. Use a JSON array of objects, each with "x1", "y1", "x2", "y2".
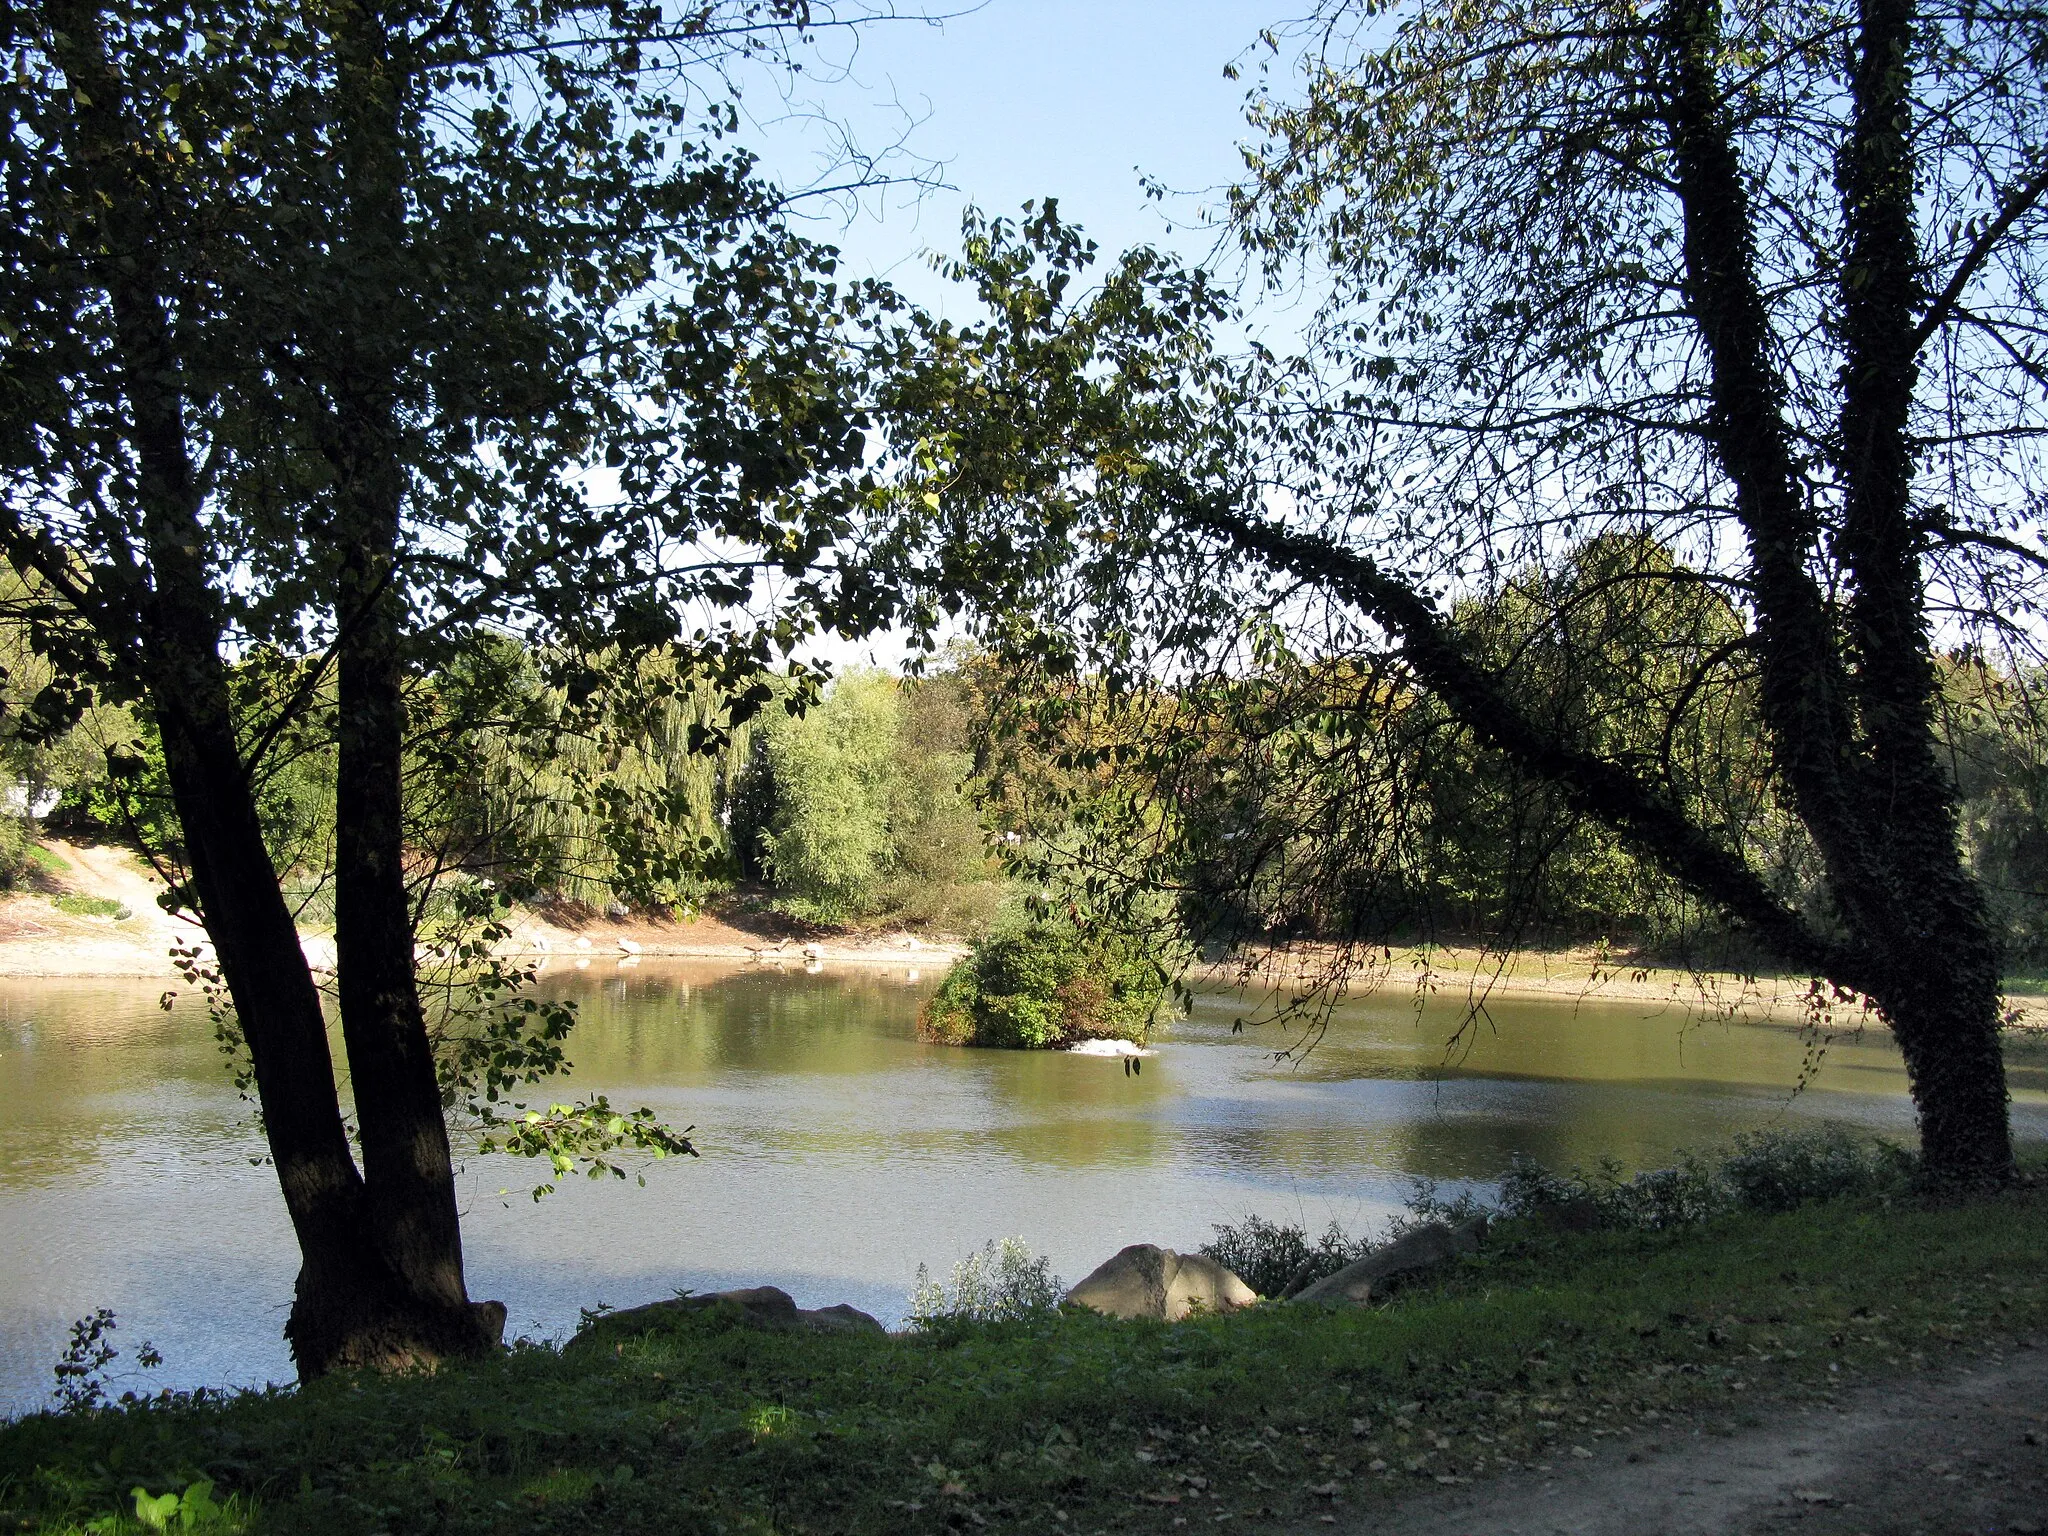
[{"x1": 0, "y1": 839, "x2": 968, "y2": 982}]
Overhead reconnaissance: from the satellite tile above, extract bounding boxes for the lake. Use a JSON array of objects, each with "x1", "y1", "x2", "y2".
[{"x1": 4, "y1": 959, "x2": 2045, "y2": 1415}]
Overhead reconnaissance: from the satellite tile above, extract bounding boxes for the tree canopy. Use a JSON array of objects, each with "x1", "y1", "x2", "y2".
[
  {"x1": 890, "y1": 0, "x2": 2048, "y2": 1189},
  {"x1": 1, "y1": 0, "x2": 920, "y2": 1373}
]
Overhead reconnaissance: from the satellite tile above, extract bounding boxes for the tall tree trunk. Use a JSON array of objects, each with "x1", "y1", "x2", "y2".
[
  {"x1": 46, "y1": 0, "x2": 499, "y2": 1373},
  {"x1": 1830, "y1": 0, "x2": 2012, "y2": 1187},
  {"x1": 1660, "y1": 0, "x2": 2011, "y2": 1186},
  {"x1": 42, "y1": 0, "x2": 372, "y2": 1375},
  {"x1": 321, "y1": 0, "x2": 499, "y2": 1361}
]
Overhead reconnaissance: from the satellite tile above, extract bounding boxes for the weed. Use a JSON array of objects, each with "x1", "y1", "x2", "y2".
[
  {"x1": 1498, "y1": 1126, "x2": 1916, "y2": 1231},
  {"x1": 50, "y1": 1311, "x2": 162, "y2": 1414},
  {"x1": 909, "y1": 1237, "x2": 1064, "y2": 1326}
]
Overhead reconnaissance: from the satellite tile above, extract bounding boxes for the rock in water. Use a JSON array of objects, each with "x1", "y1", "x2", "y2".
[
  {"x1": 1291, "y1": 1217, "x2": 1487, "y2": 1308},
  {"x1": 1065, "y1": 1244, "x2": 1257, "y2": 1321}
]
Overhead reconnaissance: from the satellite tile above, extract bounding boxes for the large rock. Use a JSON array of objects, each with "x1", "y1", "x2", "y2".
[
  {"x1": 1291, "y1": 1217, "x2": 1487, "y2": 1308},
  {"x1": 566, "y1": 1285, "x2": 885, "y2": 1353},
  {"x1": 1064, "y1": 1244, "x2": 1257, "y2": 1321}
]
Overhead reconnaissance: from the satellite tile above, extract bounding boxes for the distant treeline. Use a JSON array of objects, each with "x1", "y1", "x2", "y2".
[
  {"x1": 968, "y1": 536, "x2": 2048, "y2": 969},
  {"x1": 0, "y1": 592, "x2": 1005, "y2": 929},
  {"x1": 10, "y1": 546, "x2": 2048, "y2": 960}
]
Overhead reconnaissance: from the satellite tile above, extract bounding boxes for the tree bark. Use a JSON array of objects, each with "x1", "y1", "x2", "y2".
[
  {"x1": 1660, "y1": 0, "x2": 2012, "y2": 1186},
  {"x1": 42, "y1": 0, "x2": 501, "y2": 1372},
  {"x1": 321, "y1": 0, "x2": 499, "y2": 1360}
]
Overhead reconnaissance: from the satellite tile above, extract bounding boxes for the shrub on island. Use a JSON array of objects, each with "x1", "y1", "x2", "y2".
[{"x1": 917, "y1": 921, "x2": 1164, "y2": 1048}]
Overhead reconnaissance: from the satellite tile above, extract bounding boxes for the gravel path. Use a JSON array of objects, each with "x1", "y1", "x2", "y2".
[{"x1": 1331, "y1": 1345, "x2": 2048, "y2": 1536}]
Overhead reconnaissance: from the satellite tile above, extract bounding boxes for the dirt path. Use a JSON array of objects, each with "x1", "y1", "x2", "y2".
[
  {"x1": 0, "y1": 839, "x2": 192, "y2": 978},
  {"x1": 1334, "y1": 1347, "x2": 2048, "y2": 1536}
]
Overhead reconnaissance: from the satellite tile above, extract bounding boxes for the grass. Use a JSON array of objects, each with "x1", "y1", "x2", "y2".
[
  {"x1": 3, "y1": 1161, "x2": 2045, "y2": 1536},
  {"x1": 49, "y1": 895, "x2": 131, "y2": 921}
]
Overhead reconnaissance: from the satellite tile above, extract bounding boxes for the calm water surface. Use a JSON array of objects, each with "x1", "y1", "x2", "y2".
[{"x1": 4, "y1": 960, "x2": 2045, "y2": 1414}]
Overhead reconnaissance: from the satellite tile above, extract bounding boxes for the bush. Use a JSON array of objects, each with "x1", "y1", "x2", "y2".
[
  {"x1": 1498, "y1": 1126, "x2": 1916, "y2": 1232},
  {"x1": 1199, "y1": 1215, "x2": 1368, "y2": 1299},
  {"x1": 0, "y1": 817, "x2": 34, "y2": 890},
  {"x1": 907, "y1": 1237, "x2": 1063, "y2": 1327},
  {"x1": 1720, "y1": 1125, "x2": 1919, "y2": 1212},
  {"x1": 917, "y1": 921, "x2": 1165, "y2": 1048}
]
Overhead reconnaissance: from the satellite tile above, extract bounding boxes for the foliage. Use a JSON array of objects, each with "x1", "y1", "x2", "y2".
[
  {"x1": 0, "y1": 816, "x2": 37, "y2": 891},
  {"x1": 49, "y1": 1311, "x2": 161, "y2": 1415},
  {"x1": 1199, "y1": 1216, "x2": 1367, "y2": 1301},
  {"x1": 729, "y1": 666, "x2": 1002, "y2": 926},
  {"x1": 908, "y1": 1237, "x2": 1064, "y2": 1328},
  {"x1": 0, "y1": 568, "x2": 139, "y2": 882},
  {"x1": 411, "y1": 639, "x2": 768, "y2": 914},
  {"x1": 122, "y1": 1477, "x2": 228, "y2": 1533},
  {"x1": 4, "y1": 1175, "x2": 2046, "y2": 1534},
  {"x1": 1498, "y1": 1127, "x2": 1918, "y2": 1232},
  {"x1": 1205, "y1": 1129, "x2": 1914, "y2": 1299},
  {"x1": 414, "y1": 879, "x2": 698, "y2": 1199},
  {"x1": 2, "y1": 0, "x2": 931, "y2": 1366},
  {"x1": 885, "y1": 0, "x2": 2048, "y2": 1184},
  {"x1": 1944, "y1": 662, "x2": 2048, "y2": 965},
  {"x1": 919, "y1": 920, "x2": 1165, "y2": 1048},
  {"x1": 754, "y1": 670, "x2": 904, "y2": 921}
]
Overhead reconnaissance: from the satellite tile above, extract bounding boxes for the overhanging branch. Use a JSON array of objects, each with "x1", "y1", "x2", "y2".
[{"x1": 1187, "y1": 501, "x2": 1850, "y2": 982}]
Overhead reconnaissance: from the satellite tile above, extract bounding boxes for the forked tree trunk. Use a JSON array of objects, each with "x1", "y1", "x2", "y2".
[{"x1": 1660, "y1": 0, "x2": 2013, "y2": 1188}]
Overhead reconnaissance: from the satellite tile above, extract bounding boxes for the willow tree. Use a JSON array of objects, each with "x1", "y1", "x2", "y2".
[
  {"x1": 899, "y1": 0, "x2": 2048, "y2": 1189},
  {"x1": 2, "y1": 0, "x2": 909, "y2": 1373}
]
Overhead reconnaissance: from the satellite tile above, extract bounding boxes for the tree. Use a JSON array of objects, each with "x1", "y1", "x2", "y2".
[
  {"x1": 894, "y1": 0, "x2": 2048, "y2": 1190},
  {"x1": 2, "y1": 0, "x2": 910, "y2": 1373},
  {"x1": 756, "y1": 669, "x2": 905, "y2": 919}
]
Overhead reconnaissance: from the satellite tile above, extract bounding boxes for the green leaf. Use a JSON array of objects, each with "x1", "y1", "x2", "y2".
[{"x1": 132, "y1": 1487, "x2": 180, "y2": 1531}]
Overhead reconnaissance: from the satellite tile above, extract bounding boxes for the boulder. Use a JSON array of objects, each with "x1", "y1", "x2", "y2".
[
  {"x1": 1292, "y1": 1217, "x2": 1487, "y2": 1308},
  {"x1": 1064, "y1": 1245, "x2": 1257, "y2": 1321},
  {"x1": 566, "y1": 1285, "x2": 884, "y2": 1353},
  {"x1": 802, "y1": 1302, "x2": 889, "y2": 1335}
]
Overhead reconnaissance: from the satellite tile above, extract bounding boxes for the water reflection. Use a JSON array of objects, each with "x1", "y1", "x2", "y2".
[{"x1": 2, "y1": 963, "x2": 2043, "y2": 1415}]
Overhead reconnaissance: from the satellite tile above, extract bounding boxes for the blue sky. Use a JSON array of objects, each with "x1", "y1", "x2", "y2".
[
  {"x1": 747, "y1": 2, "x2": 1281, "y2": 314},
  {"x1": 733, "y1": 3, "x2": 1293, "y2": 669}
]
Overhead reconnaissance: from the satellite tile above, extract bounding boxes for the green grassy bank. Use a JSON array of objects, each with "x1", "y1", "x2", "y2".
[{"x1": 5, "y1": 1175, "x2": 2046, "y2": 1536}]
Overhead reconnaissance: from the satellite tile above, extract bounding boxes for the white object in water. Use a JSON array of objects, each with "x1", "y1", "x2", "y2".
[
  {"x1": 572, "y1": 936, "x2": 593, "y2": 951},
  {"x1": 617, "y1": 938, "x2": 643, "y2": 955},
  {"x1": 801, "y1": 942, "x2": 824, "y2": 961},
  {"x1": 1065, "y1": 1038, "x2": 1153, "y2": 1058}
]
